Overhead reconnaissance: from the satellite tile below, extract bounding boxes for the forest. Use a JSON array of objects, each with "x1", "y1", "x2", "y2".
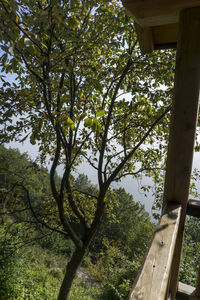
[
  {"x1": 0, "y1": 145, "x2": 200, "y2": 299},
  {"x1": 0, "y1": 0, "x2": 200, "y2": 299}
]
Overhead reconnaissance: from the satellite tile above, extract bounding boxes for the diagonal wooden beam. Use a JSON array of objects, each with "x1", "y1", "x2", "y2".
[{"x1": 128, "y1": 204, "x2": 182, "y2": 300}]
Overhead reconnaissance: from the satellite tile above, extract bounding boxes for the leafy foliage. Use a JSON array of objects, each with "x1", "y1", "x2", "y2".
[
  {"x1": 0, "y1": 220, "x2": 63, "y2": 300},
  {"x1": 0, "y1": 147, "x2": 154, "y2": 299},
  {"x1": 179, "y1": 217, "x2": 200, "y2": 286},
  {"x1": 0, "y1": 0, "x2": 175, "y2": 297}
]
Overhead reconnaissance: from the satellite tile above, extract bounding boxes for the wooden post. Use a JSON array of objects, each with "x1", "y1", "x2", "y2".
[{"x1": 163, "y1": 7, "x2": 200, "y2": 299}]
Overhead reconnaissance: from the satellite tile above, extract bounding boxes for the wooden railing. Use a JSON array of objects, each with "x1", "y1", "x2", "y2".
[
  {"x1": 129, "y1": 203, "x2": 182, "y2": 300},
  {"x1": 129, "y1": 200, "x2": 200, "y2": 300}
]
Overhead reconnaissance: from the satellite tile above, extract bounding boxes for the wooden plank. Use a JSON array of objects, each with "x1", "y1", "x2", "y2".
[
  {"x1": 128, "y1": 204, "x2": 181, "y2": 300},
  {"x1": 178, "y1": 282, "x2": 196, "y2": 296},
  {"x1": 177, "y1": 268, "x2": 200, "y2": 299},
  {"x1": 122, "y1": 0, "x2": 200, "y2": 27},
  {"x1": 162, "y1": 7, "x2": 200, "y2": 299},
  {"x1": 187, "y1": 200, "x2": 200, "y2": 218},
  {"x1": 176, "y1": 282, "x2": 200, "y2": 300}
]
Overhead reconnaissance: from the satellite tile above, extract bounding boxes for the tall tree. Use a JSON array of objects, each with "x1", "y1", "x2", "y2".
[{"x1": 0, "y1": 0, "x2": 175, "y2": 298}]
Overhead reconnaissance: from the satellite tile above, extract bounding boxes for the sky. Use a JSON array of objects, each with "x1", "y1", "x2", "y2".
[
  {"x1": 7, "y1": 136, "x2": 200, "y2": 220},
  {"x1": 7, "y1": 138, "x2": 155, "y2": 212}
]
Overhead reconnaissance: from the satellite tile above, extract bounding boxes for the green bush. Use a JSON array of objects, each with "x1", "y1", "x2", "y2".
[
  {"x1": 86, "y1": 239, "x2": 141, "y2": 299},
  {"x1": 179, "y1": 217, "x2": 200, "y2": 286},
  {"x1": 0, "y1": 220, "x2": 65, "y2": 299}
]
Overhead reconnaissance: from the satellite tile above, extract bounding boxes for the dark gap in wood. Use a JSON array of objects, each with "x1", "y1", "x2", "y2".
[
  {"x1": 187, "y1": 199, "x2": 200, "y2": 218},
  {"x1": 154, "y1": 42, "x2": 177, "y2": 50}
]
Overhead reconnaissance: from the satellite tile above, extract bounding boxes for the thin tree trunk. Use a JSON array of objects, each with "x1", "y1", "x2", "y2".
[{"x1": 57, "y1": 247, "x2": 85, "y2": 300}]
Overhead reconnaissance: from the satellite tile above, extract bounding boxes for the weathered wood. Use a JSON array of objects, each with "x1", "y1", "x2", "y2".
[
  {"x1": 176, "y1": 282, "x2": 200, "y2": 300},
  {"x1": 187, "y1": 200, "x2": 200, "y2": 218},
  {"x1": 178, "y1": 282, "x2": 196, "y2": 296},
  {"x1": 122, "y1": 0, "x2": 200, "y2": 27},
  {"x1": 163, "y1": 7, "x2": 200, "y2": 299},
  {"x1": 128, "y1": 204, "x2": 181, "y2": 300}
]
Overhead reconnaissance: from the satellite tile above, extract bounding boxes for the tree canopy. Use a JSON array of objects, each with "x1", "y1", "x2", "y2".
[{"x1": 0, "y1": 0, "x2": 175, "y2": 298}]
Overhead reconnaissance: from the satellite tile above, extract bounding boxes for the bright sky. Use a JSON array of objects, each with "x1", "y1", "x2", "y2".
[{"x1": 7, "y1": 136, "x2": 200, "y2": 221}]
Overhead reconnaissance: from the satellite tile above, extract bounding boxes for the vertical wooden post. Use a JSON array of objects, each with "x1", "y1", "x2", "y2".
[{"x1": 162, "y1": 7, "x2": 200, "y2": 299}]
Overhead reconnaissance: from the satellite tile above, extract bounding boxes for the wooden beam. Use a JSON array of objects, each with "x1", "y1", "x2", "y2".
[
  {"x1": 187, "y1": 200, "x2": 200, "y2": 218},
  {"x1": 152, "y1": 23, "x2": 178, "y2": 45},
  {"x1": 135, "y1": 23, "x2": 178, "y2": 53},
  {"x1": 122, "y1": 0, "x2": 200, "y2": 27},
  {"x1": 128, "y1": 204, "x2": 181, "y2": 300},
  {"x1": 177, "y1": 282, "x2": 200, "y2": 300},
  {"x1": 163, "y1": 7, "x2": 200, "y2": 299}
]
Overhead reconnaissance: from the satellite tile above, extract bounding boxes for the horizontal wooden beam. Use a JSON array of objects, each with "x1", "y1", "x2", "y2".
[
  {"x1": 177, "y1": 282, "x2": 200, "y2": 300},
  {"x1": 128, "y1": 203, "x2": 182, "y2": 300},
  {"x1": 153, "y1": 23, "x2": 178, "y2": 45},
  {"x1": 122, "y1": 0, "x2": 200, "y2": 27},
  {"x1": 135, "y1": 22, "x2": 178, "y2": 54},
  {"x1": 187, "y1": 200, "x2": 200, "y2": 218}
]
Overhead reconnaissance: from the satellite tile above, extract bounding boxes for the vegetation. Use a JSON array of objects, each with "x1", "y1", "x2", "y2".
[
  {"x1": 0, "y1": 146, "x2": 154, "y2": 299},
  {"x1": 179, "y1": 216, "x2": 200, "y2": 286},
  {"x1": 0, "y1": 0, "x2": 176, "y2": 298},
  {"x1": 1, "y1": 147, "x2": 199, "y2": 299},
  {"x1": 0, "y1": 0, "x2": 200, "y2": 297}
]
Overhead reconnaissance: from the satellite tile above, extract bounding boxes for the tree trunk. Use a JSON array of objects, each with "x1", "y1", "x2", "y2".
[{"x1": 57, "y1": 247, "x2": 85, "y2": 300}]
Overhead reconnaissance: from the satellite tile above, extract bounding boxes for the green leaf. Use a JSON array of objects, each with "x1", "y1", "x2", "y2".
[
  {"x1": 30, "y1": 134, "x2": 36, "y2": 145},
  {"x1": 84, "y1": 117, "x2": 92, "y2": 127},
  {"x1": 41, "y1": 42, "x2": 48, "y2": 50},
  {"x1": 79, "y1": 113, "x2": 87, "y2": 120},
  {"x1": 96, "y1": 110, "x2": 105, "y2": 117}
]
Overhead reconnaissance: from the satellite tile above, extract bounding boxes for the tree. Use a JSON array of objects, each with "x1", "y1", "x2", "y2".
[
  {"x1": 0, "y1": 0, "x2": 175, "y2": 298},
  {"x1": 179, "y1": 216, "x2": 200, "y2": 286},
  {"x1": 87, "y1": 187, "x2": 154, "y2": 298},
  {"x1": 90, "y1": 187, "x2": 154, "y2": 258}
]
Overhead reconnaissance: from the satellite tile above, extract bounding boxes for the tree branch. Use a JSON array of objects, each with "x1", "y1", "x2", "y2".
[
  {"x1": 98, "y1": 59, "x2": 133, "y2": 188},
  {"x1": 106, "y1": 105, "x2": 172, "y2": 187}
]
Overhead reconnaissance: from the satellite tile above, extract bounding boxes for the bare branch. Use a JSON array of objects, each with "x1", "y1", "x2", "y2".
[
  {"x1": 98, "y1": 59, "x2": 133, "y2": 187},
  {"x1": 106, "y1": 105, "x2": 172, "y2": 187},
  {"x1": 65, "y1": 175, "x2": 91, "y2": 230},
  {"x1": 114, "y1": 167, "x2": 165, "y2": 181},
  {"x1": 70, "y1": 130, "x2": 93, "y2": 167},
  {"x1": 22, "y1": 184, "x2": 68, "y2": 237}
]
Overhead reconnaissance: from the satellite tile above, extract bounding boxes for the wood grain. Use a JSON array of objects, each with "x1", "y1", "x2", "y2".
[{"x1": 128, "y1": 204, "x2": 181, "y2": 300}]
